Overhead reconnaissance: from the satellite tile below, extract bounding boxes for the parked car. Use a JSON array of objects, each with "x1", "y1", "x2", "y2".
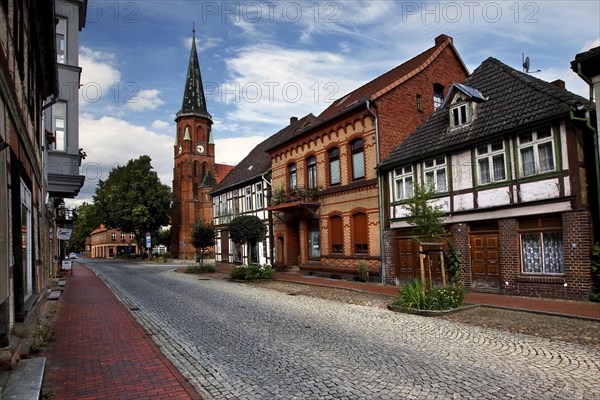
[{"x1": 68, "y1": 253, "x2": 77, "y2": 259}]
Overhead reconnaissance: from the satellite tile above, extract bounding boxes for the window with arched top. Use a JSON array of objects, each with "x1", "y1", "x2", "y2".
[
  {"x1": 328, "y1": 147, "x2": 340, "y2": 186},
  {"x1": 330, "y1": 215, "x2": 344, "y2": 254},
  {"x1": 351, "y1": 139, "x2": 365, "y2": 180},
  {"x1": 352, "y1": 213, "x2": 368, "y2": 254},
  {"x1": 306, "y1": 156, "x2": 317, "y2": 189},
  {"x1": 288, "y1": 163, "x2": 297, "y2": 191}
]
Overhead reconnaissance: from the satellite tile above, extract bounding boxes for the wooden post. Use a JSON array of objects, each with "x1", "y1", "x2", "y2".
[
  {"x1": 419, "y1": 244, "x2": 426, "y2": 296},
  {"x1": 440, "y1": 250, "x2": 446, "y2": 287},
  {"x1": 427, "y1": 256, "x2": 433, "y2": 290}
]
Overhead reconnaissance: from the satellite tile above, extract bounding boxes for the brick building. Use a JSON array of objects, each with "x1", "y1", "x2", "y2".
[
  {"x1": 379, "y1": 58, "x2": 598, "y2": 299},
  {"x1": 86, "y1": 225, "x2": 138, "y2": 258},
  {"x1": 265, "y1": 35, "x2": 468, "y2": 279},
  {"x1": 170, "y1": 28, "x2": 233, "y2": 259}
]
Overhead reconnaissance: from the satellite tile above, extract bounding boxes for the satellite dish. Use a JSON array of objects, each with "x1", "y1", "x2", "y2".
[{"x1": 523, "y1": 56, "x2": 530, "y2": 73}]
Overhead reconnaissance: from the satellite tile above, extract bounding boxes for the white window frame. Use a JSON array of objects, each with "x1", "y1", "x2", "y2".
[
  {"x1": 121, "y1": 233, "x2": 125, "y2": 240},
  {"x1": 221, "y1": 193, "x2": 228, "y2": 215},
  {"x1": 130, "y1": 233, "x2": 135, "y2": 239},
  {"x1": 52, "y1": 102, "x2": 67, "y2": 151},
  {"x1": 450, "y1": 102, "x2": 471, "y2": 127},
  {"x1": 245, "y1": 186, "x2": 253, "y2": 211},
  {"x1": 56, "y1": 16, "x2": 67, "y2": 64},
  {"x1": 476, "y1": 140, "x2": 507, "y2": 185},
  {"x1": 520, "y1": 231, "x2": 564, "y2": 275},
  {"x1": 423, "y1": 156, "x2": 447, "y2": 193},
  {"x1": 111, "y1": 233, "x2": 116, "y2": 240},
  {"x1": 517, "y1": 126, "x2": 556, "y2": 177},
  {"x1": 255, "y1": 183, "x2": 263, "y2": 209},
  {"x1": 392, "y1": 165, "x2": 414, "y2": 202}
]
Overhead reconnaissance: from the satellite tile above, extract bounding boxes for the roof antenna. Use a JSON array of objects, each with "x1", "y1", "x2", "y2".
[{"x1": 522, "y1": 53, "x2": 541, "y2": 74}]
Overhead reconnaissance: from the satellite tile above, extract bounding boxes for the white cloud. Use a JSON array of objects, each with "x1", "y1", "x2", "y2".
[
  {"x1": 125, "y1": 89, "x2": 165, "y2": 112},
  {"x1": 580, "y1": 37, "x2": 600, "y2": 52},
  {"x1": 214, "y1": 136, "x2": 267, "y2": 165},
  {"x1": 152, "y1": 119, "x2": 171, "y2": 131},
  {"x1": 184, "y1": 34, "x2": 223, "y2": 52},
  {"x1": 220, "y1": 44, "x2": 373, "y2": 125},
  {"x1": 79, "y1": 46, "x2": 121, "y2": 108}
]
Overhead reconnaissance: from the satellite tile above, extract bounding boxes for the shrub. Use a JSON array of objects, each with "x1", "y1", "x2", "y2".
[
  {"x1": 591, "y1": 242, "x2": 600, "y2": 302},
  {"x1": 357, "y1": 260, "x2": 369, "y2": 282},
  {"x1": 187, "y1": 264, "x2": 215, "y2": 274},
  {"x1": 393, "y1": 280, "x2": 466, "y2": 310},
  {"x1": 230, "y1": 264, "x2": 274, "y2": 280}
]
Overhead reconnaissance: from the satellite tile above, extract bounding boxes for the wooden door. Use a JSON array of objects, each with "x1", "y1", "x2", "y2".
[
  {"x1": 396, "y1": 239, "x2": 418, "y2": 281},
  {"x1": 470, "y1": 234, "x2": 501, "y2": 290},
  {"x1": 221, "y1": 230, "x2": 229, "y2": 262}
]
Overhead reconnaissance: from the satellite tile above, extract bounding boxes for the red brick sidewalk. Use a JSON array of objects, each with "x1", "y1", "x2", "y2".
[
  {"x1": 273, "y1": 272, "x2": 600, "y2": 320},
  {"x1": 41, "y1": 263, "x2": 201, "y2": 400}
]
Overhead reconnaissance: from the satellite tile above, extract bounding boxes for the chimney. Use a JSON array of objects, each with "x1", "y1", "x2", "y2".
[
  {"x1": 290, "y1": 116, "x2": 298, "y2": 125},
  {"x1": 551, "y1": 79, "x2": 565, "y2": 90},
  {"x1": 435, "y1": 34, "x2": 452, "y2": 46}
]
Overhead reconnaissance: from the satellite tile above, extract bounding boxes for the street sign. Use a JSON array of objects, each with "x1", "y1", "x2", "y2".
[{"x1": 145, "y1": 232, "x2": 151, "y2": 248}]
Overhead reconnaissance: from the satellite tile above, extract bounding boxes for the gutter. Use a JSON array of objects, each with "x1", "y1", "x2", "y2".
[
  {"x1": 365, "y1": 99, "x2": 386, "y2": 284},
  {"x1": 570, "y1": 109, "x2": 600, "y2": 223}
]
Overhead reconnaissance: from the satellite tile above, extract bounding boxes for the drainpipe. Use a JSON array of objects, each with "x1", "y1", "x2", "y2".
[
  {"x1": 365, "y1": 100, "x2": 386, "y2": 284},
  {"x1": 262, "y1": 172, "x2": 275, "y2": 266},
  {"x1": 570, "y1": 109, "x2": 600, "y2": 226}
]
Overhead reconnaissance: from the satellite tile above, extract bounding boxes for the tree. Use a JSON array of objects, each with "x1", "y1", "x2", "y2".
[
  {"x1": 402, "y1": 182, "x2": 447, "y2": 241},
  {"x1": 153, "y1": 227, "x2": 171, "y2": 250},
  {"x1": 229, "y1": 215, "x2": 266, "y2": 264},
  {"x1": 191, "y1": 222, "x2": 215, "y2": 267},
  {"x1": 69, "y1": 202, "x2": 101, "y2": 253},
  {"x1": 93, "y1": 155, "x2": 172, "y2": 252}
]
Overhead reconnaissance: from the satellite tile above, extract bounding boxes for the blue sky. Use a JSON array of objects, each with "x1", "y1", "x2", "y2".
[{"x1": 71, "y1": 0, "x2": 600, "y2": 205}]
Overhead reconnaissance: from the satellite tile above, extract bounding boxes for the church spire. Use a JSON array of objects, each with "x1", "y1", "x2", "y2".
[{"x1": 177, "y1": 25, "x2": 212, "y2": 121}]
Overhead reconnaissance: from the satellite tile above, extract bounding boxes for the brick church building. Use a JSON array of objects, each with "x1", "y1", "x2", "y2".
[{"x1": 170, "y1": 28, "x2": 233, "y2": 259}]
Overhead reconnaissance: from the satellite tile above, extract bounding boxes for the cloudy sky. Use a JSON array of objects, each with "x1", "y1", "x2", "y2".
[{"x1": 70, "y1": 0, "x2": 600, "y2": 206}]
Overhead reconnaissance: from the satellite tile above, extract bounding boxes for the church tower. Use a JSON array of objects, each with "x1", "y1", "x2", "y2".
[{"x1": 171, "y1": 27, "x2": 216, "y2": 259}]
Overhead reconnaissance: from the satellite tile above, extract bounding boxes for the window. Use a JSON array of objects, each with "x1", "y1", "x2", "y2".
[
  {"x1": 130, "y1": 233, "x2": 135, "y2": 239},
  {"x1": 330, "y1": 216, "x2": 344, "y2": 253},
  {"x1": 518, "y1": 126, "x2": 556, "y2": 177},
  {"x1": 56, "y1": 17, "x2": 67, "y2": 64},
  {"x1": 308, "y1": 221, "x2": 320, "y2": 260},
  {"x1": 423, "y1": 156, "x2": 447, "y2": 192},
  {"x1": 288, "y1": 163, "x2": 297, "y2": 191},
  {"x1": 255, "y1": 183, "x2": 263, "y2": 209},
  {"x1": 416, "y1": 94, "x2": 423, "y2": 112},
  {"x1": 306, "y1": 156, "x2": 317, "y2": 189},
  {"x1": 353, "y1": 213, "x2": 368, "y2": 254},
  {"x1": 221, "y1": 193, "x2": 228, "y2": 214},
  {"x1": 393, "y1": 165, "x2": 414, "y2": 201},
  {"x1": 328, "y1": 148, "x2": 340, "y2": 186},
  {"x1": 111, "y1": 233, "x2": 116, "y2": 240},
  {"x1": 450, "y1": 103, "x2": 470, "y2": 127},
  {"x1": 351, "y1": 139, "x2": 365, "y2": 180},
  {"x1": 121, "y1": 233, "x2": 125, "y2": 240},
  {"x1": 476, "y1": 141, "x2": 507, "y2": 184},
  {"x1": 520, "y1": 217, "x2": 563, "y2": 274},
  {"x1": 233, "y1": 189, "x2": 240, "y2": 215},
  {"x1": 433, "y1": 84, "x2": 444, "y2": 110},
  {"x1": 52, "y1": 102, "x2": 66, "y2": 151},
  {"x1": 245, "y1": 186, "x2": 253, "y2": 211}
]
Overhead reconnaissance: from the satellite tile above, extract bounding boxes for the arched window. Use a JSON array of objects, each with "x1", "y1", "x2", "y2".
[
  {"x1": 351, "y1": 139, "x2": 365, "y2": 180},
  {"x1": 352, "y1": 213, "x2": 368, "y2": 254},
  {"x1": 306, "y1": 156, "x2": 317, "y2": 189},
  {"x1": 288, "y1": 163, "x2": 297, "y2": 190},
  {"x1": 330, "y1": 215, "x2": 343, "y2": 253},
  {"x1": 328, "y1": 147, "x2": 340, "y2": 186}
]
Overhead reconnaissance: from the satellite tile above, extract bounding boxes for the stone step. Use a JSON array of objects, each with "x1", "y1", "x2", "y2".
[
  {"x1": 2, "y1": 357, "x2": 46, "y2": 400},
  {"x1": 48, "y1": 291, "x2": 61, "y2": 300}
]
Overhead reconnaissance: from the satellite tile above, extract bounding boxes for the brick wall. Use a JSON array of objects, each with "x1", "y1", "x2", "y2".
[
  {"x1": 450, "y1": 223, "x2": 471, "y2": 287},
  {"x1": 382, "y1": 229, "x2": 396, "y2": 284}
]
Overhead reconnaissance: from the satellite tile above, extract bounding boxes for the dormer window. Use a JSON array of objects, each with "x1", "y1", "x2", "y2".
[{"x1": 450, "y1": 102, "x2": 470, "y2": 127}]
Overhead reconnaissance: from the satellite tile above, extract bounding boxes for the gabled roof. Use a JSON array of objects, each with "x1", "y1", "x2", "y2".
[
  {"x1": 315, "y1": 34, "x2": 468, "y2": 123},
  {"x1": 210, "y1": 114, "x2": 316, "y2": 195},
  {"x1": 379, "y1": 57, "x2": 592, "y2": 170},
  {"x1": 441, "y1": 82, "x2": 488, "y2": 107}
]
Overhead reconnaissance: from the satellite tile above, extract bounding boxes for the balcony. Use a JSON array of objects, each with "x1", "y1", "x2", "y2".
[{"x1": 267, "y1": 187, "x2": 321, "y2": 214}]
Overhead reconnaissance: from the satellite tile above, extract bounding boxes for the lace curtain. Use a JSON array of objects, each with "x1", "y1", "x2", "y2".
[{"x1": 521, "y1": 232, "x2": 564, "y2": 274}]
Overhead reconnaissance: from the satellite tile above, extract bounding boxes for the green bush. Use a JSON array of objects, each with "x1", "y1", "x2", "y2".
[
  {"x1": 230, "y1": 264, "x2": 275, "y2": 280},
  {"x1": 357, "y1": 260, "x2": 369, "y2": 282},
  {"x1": 393, "y1": 280, "x2": 466, "y2": 310},
  {"x1": 187, "y1": 264, "x2": 215, "y2": 273},
  {"x1": 591, "y1": 242, "x2": 600, "y2": 302}
]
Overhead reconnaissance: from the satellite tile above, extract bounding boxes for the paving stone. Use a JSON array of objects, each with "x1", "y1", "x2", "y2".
[{"x1": 88, "y1": 261, "x2": 600, "y2": 400}]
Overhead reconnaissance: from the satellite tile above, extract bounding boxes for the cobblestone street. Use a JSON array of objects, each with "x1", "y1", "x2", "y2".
[{"x1": 89, "y1": 261, "x2": 600, "y2": 400}]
